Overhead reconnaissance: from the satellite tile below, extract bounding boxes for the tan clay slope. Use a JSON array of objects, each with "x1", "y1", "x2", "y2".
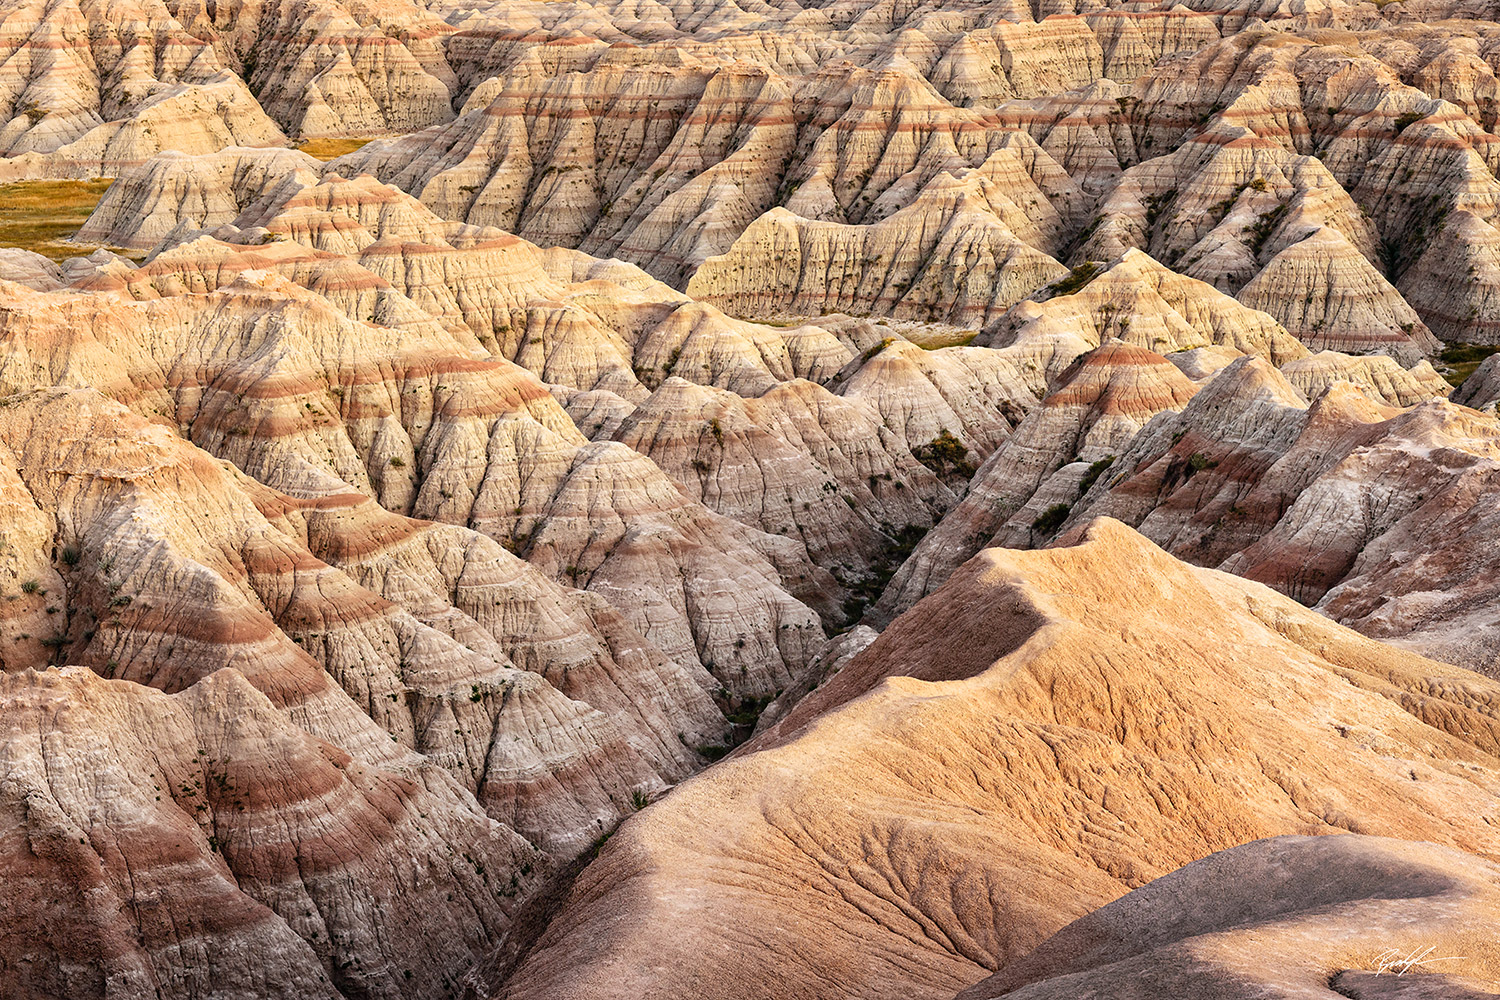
[
  {"x1": 73, "y1": 150, "x2": 861, "y2": 402},
  {"x1": 333, "y1": 52, "x2": 1092, "y2": 291},
  {"x1": 195, "y1": 0, "x2": 460, "y2": 138},
  {"x1": 59, "y1": 150, "x2": 1046, "y2": 602},
  {"x1": 0, "y1": 387, "x2": 726, "y2": 859},
  {"x1": 977, "y1": 248, "x2": 1309, "y2": 378},
  {"x1": 0, "y1": 247, "x2": 837, "y2": 695},
  {"x1": 683, "y1": 172, "x2": 1070, "y2": 329},
  {"x1": 1042, "y1": 357, "x2": 1500, "y2": 675},
  {"x1": 875, "y1": 338, "x2": 1201, "y2": 621},
  {"x1": 0, "y1": 664, "x2": 545, "y2": 1000},
  {"x1": 488, "y1": 519, "x2": 1500, "y2": 1000},
  {"x1": 0, "y1": 0, "x2": 457, "y2": 175},
  {"x1": 957, "y1": 834, "x2": 1500, "y2": 1000},
  {"x1": 877, "y1": 320, "x2": 1448, "y2": 624},
  {"x1": 320, "y1": 15, "x2": 1500, "y2": 355},
  {"x1": 1278, "y1": 350, "x2": 1452, "y2": 407},
  {"x1": 611, "y1": 376, "x2": 952, "y2": 580},
  {"x1": 1068, "y1": 24, "x2": 1500, "y2": 353}
]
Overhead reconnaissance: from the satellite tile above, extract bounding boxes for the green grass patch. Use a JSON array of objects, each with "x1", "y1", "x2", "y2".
[
  {"x1": 1439, "y1": 342, "x2": 1500, "y2": 388},
  {"x1": 297, "y1": 137, "x2": 376, "y2": 161},
  {"x1": 1046, "y1": 261, "x2": 1102, "y2": 298},
  {"x1": 1032, "y1": 503, "x2": 1071, "y2": 535},
  {"x1": 912, "y1": 429, "x2": 976, "y2": 478},
  {"x1": 1078, "y1": 455, "x2": 1115, "y2": 495},
  {"x1": 0, "y1": 179, "x2": 114, "y2": 261}
]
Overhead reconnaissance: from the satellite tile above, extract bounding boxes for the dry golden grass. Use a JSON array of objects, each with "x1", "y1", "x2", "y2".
[
  {"x1": 904, "y1": 328, "x2": 979, "y2": 350},
  {"x1": 0, "y1": 179, "x2": 115, "y2": 262},
  {"x1": 297, "y1": 137, "x2": 376, "y2": 161}
]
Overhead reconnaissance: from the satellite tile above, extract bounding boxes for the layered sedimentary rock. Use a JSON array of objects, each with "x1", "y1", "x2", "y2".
[
  {"x1": 23, "y1": 154, "x2": 866, "y2": 696},
  {"x1": 209, "y1": 0, "x2": 459, "y2": 138},
  {"x1": 1456, "y1": 352, "x2": 1500, "y2": 411},
  {"x1": 74, "y1": 146, "x2": 322, "y2": 249},
  {"x1": 64, "y1": 151, "x2": 1058, "y2": 610},
  {"x1": 875, "y1": 340, "x2": 1200, "y2": 620},
  {"x1": 1401, "y1": 210, "x2": 1500, "y2": 344},
  {"x1": 0, "y1": 0, "x2": 457, "y2": 177},
  {"x1": 489, "y1": 520, "x2": 1500, "y2": 1000},
  {"x1": 9, "y1": 3, "x2": 1500, "y2": 998},
  {"x1": 0, "y1": 267, "x2": 829, "y2": 698},
  {"x1": 0, "y1": 74, "x2": 287, "y2": 180},
  {"x1": 685, "y1": 179, "x2": 1068, "y2": 329},
  {"x1": 830, "y1": 335, "x2": 1034, "y2": 461},
  {"x1": 0, "y1": 664, "x2": 545, "y2": 1000},
  {"x1": 977, "y1": 249, "x2": 1308, "y2": 379},
  {"x1": 1279, "y1": 350, "x2": 1452, "y2": 407},
  {"x1": 1047, "y1": 357, "x2": 1500, "y2": 674},
  {"x1": 335, "y1": 53, "x2": 1088, "y2": 294},
  {"x1": 1237, "y1": 228, "x2": 1440, "y2": 364},
  {"x1": 610, "y1": 377, "x2": 949, "y2": 581},
  {"x1": 0, "y1": 386, "x2": 725, "y2": 858},
  {"x1": 0, "y1": 0, "x2": 1487, "y2": 364}
]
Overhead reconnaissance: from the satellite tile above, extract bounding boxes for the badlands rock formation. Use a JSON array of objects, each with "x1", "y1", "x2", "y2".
[
  {"x1": 0, "y1": 0, "x2": 457, "y2": 176},
  {"x1": 1, "y1": 664, "x2": 544, "y2": 999},
  {"x1": 1040, "y1": 359, "x2": 1500, "y2": 675},
  {"x1": 489, "y1": 521, "x2": 1500, "y2": 1000},
  {"x1": 4, "y1": 0, "x2": 1500, "y2": 997},
  {"x1": 876, "y1": 338, "x2": 1202, "y2": 619}
]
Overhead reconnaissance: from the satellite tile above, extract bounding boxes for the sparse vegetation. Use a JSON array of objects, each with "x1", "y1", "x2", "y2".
[
  {"x1": 1032, "y1": 503, "x2": 1071, "y2": 534},
  {"x1": 1393, "y1": 111, "x2": 1424, "y2": 134},
  {"x1": 1078, "y1": 455, "x2": 1115, "y2": 495},
  {"x1": 1047, "y1": 261, "x2": 1102, "y2": 298},
  {"x1": 912, "y1": 429, "x2": 976, "y2": 478},
  {"x1": 693, "y1": 743, "x2": 731, "y2": 762},
  {"x1": 1438, "y1": 342, "x2": 1500, "y2": 387},
  {"x1": 1380, "y1": 194, "x2": 1449, "y2": 279},
  {"x1": 725, "y1": 692, "x2": 775, "y2": 729},
  {"x1": 1245, "y1": 203, "x2": 1290, "y2": 258},
  {"x1": 1144, "y1": 189, "x2": 1177, "y2": 229},
  {"x1": 1185, "y1": 452, "x2": 1218, "y2": 478},
  {"x1": 839, "y1": 523, "x2": 930, "y2": 623}
]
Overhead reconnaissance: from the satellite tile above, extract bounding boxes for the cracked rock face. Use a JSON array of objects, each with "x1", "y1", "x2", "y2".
[
  {"x1": 488, "y1": 521, "x2": 1500, "y2": 1000},
  {"x1": 957, "y1": 834, "x2": 1500, "y2": 1000}
]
